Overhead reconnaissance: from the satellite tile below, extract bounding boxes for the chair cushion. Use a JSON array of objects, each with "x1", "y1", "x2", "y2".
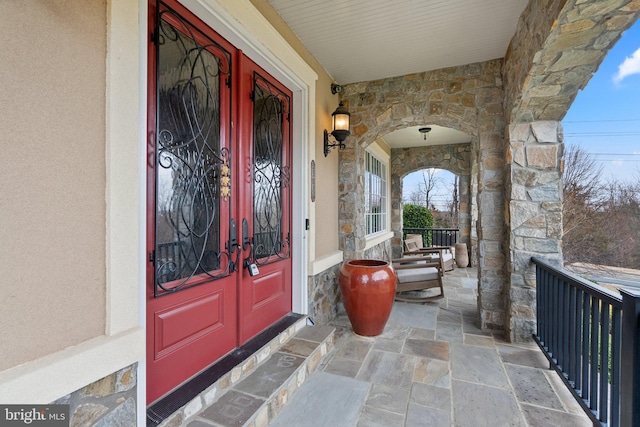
[
  {"x1": 405, "y1": 239, "x2": 420, "y2": 252},
  {"x1": 396, "y1": 267, "x2": 439, "y2": 283}
]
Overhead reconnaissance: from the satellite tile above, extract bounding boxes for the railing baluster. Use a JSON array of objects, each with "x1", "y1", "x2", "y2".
[
  {"x1": 599, "y1": 302, "x2": 610, "y2": 423},
  {"x1": 561, "y1": 278, "x2": 569, "y2": 373},
  {"x1": 541, "y1": 269, "x2": 548, "y2": 350},
  {"x1": 575, "y1": 288, "x2": 583, "y2": 394},
  {"x1": 536, "y1": 265, "x2": 543, "y2": 343},
  {"x1": 620, "y1": 289, "x2": 640, "y2": 427},
  {"x1": 568, "y1": 285, "x2": 577, "y2": 385},
  {"x1": 545, "y1": 268, "x2": 551, "y2": 351},
  {"x1": 610, "y1": 306, "x2": 621, "y2": 426},
  {"x1": 557, "y1": 277, "x2": 563, "y2": 370},
  {"x1": 555, "y1": 275, "x2": 562, "y2": 363},
  {"x1": 582, "y1": 293, "x2": 590, "y2": 403},
  {"x1": 590, "y1": 296, "x2": 599, "y2": 412}
]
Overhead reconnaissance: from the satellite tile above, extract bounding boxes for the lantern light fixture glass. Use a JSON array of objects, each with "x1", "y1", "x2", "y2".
[{"x1": 324, "y1": 101, "x2": 350, "y2": 157}]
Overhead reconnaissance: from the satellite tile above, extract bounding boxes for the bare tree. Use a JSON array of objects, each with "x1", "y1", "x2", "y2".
[
  {"x1": 599, "y1": 178, "x2": 640, "y2": 267},
  {"x1": 563, "y1": 144, "x2": 606, "y2": 264},
  {"x1": 447, "y1": 175, "x2": 459, "y2": 227},
  {"x1": 418, "y1": 168, "x2": 443, "y2": 210},
  {"x1": 562, "y1": 144, "x2": 640, "y2": 268},
  {"x1": 403, "y1": 189, "x2": 425, "y2": 206}
]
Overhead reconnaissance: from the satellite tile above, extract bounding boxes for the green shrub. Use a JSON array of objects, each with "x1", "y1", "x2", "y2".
[{"x1": 402, "y1": 204, "x2": 433, "y2": 246}]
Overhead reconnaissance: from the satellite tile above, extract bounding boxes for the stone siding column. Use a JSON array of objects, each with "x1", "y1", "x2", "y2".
[
  {"x1": 338, "y1": 130, "x2": 366, "y2": 261},
  {"x1": 506, "y1": 121, "x2": 563, "y2": 342},
  {"x1": 475, "y1": 86, "x2": 508, "y2": 332}
]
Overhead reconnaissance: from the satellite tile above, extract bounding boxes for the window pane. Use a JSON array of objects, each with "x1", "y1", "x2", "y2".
[
  {"x1": 252, "y1": 76, "x2": 290, "y2": 262},
  {"x1": 365, "y1": 151, "x2": 387, "y2": 236},
  {"x1": 155, "y1": 11, "x2": 227, "y2": 291}
]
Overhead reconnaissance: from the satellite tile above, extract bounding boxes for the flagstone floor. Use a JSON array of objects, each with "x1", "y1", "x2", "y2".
[{"x1": 270, "y1": 267, "x2": 592, "y2": 427}]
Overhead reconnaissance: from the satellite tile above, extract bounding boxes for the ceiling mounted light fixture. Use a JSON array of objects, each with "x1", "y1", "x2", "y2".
[
  {"x1": 324, "y1": 101, "x2": 351, "y2": 157},
  {"x1": 419, "y1": 127, "x2": 431, "y2": 141}
]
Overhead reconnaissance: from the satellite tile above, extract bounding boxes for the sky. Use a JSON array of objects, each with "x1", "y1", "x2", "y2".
[
  {"x1": 404, "y1": 19, "x2": 640, "y2": 209},
  {"x1": 562, "y1": 20, "x2": 640, "y2": 182}
]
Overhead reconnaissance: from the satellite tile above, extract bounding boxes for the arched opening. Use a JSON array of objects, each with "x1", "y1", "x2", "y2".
[
  {"x1": 403, "y1": 168, "x2": 459, "y2": 224},
  {"x1": 380, "y1": 125, "x2": 473, "y2": 259}
]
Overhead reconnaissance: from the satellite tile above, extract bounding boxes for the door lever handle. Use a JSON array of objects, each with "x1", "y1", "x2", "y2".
[
  {"x1": 242, "y1": 218, "x2": 252, "y2": 250},
  {"x1": 228, "y1": 218, "x2": 240, "y2": 272},
  {"x1": 229, "y1": 218, "x2": 238, "y2": 252},
  {"x1": 242, "y1": 218, "x2": 256, "y2": 270}
]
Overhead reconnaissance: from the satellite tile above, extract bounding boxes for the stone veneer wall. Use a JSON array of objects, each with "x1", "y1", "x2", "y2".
[
  {"x1": 506, "y1": 121, "x2": 563, "y2": 342},
  {"x1": 308, "y1": 264, "x2": 342, "y2": 325},
  {"x1": 340, "y1": 59, "x2": 508, "y2": 331},
  {"x1": 53, "y1": 364, "x2": 137, "y2": 427},
  {"x1": 307, "y1": 239, "x2": 392, "y2": 326},
  {"x1": 363, "y1": 239, "x2": 393, "y2": 261},
  {"x1": 504, "y1": 0, "x2": 640, "y2": 123},
  {"x1": 390, "y1": 144, "x2": 472, "y2": 259},
  {"x1": 500, "y1": 0, "x2": 639, "y2": 341}
]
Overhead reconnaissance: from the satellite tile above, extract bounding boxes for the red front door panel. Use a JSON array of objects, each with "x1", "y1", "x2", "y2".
[
  {"x1": 237, "y1": 55, "x2": 293, "y2": 344},
  {"x1": 146, "y1": 282, "x2": 236, "y2": 403},
  {"x1": 146, "y1": 0, "x2": 293, "y2": 404}
]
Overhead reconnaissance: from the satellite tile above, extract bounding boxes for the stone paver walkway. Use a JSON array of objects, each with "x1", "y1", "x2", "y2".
[{"x1": 270, "y1": 267, "x2": 591, "y2": 427}]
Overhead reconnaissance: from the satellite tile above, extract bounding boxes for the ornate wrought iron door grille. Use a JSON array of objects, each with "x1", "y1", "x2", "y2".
[
  {"x1": 251, "y1": 74, "x2": 290, "y2": 265},
  {"x1": 153, "y1": 3, "x2": 234, "y2": 296}
]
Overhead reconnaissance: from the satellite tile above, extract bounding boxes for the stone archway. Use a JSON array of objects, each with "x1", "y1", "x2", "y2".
[
  {"x1": 390, "y1": 143, "x2": 472, "y2": 259},
  {"x1": 340, "y1": 59, "x2": 508, "y2": 331}
]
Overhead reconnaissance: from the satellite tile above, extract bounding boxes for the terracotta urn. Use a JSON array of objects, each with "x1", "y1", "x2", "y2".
[{"x1": 339, "y1": 259, "x2": 396, "y2": 336}]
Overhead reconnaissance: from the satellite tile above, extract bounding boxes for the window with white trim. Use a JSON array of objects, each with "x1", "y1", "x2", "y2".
[{"x1": 365, "y1": 150, "x2": 388, "y2": 236}]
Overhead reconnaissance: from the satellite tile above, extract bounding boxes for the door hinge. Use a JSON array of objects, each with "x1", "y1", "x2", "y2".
[
  {"x1": 226, "y1": 76, "x2": 231, "y2": 89},
  {"x1": 150, "y1": 31, "x2": 159, "y2": 45},
  {"x1": 149, "y1": 250, "x2": 156, "y2": 265},
  {"x1": 249, "y1": 90, "x2": 255, "y2": 101}
]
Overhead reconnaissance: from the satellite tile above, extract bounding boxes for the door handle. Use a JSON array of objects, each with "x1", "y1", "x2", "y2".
[
  {"x1": 242, "y1": 218, "x2": 252, "y2": 251},
  {"x1": 228, "y1": 218, "x2": 240, "y2": 272},
  {"x1": 242, "y1": 218, "x2": 259, "y2": 276}
]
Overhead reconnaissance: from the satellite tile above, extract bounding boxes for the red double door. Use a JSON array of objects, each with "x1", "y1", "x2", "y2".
[{"x1": 146, "y1": 0, "x2": 293, "y2": 404}]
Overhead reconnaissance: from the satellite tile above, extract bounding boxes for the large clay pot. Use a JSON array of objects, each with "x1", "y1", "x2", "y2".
[
  {"x1": 339, "y1": 259, "x2": 396, "y2": 336},
  {"x1": 455, "y1": 243, "x2": 469, "y2": 268}
]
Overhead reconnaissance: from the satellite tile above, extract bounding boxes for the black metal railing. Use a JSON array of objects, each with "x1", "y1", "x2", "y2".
[
  {"x1": 403, "y1": 228, "x2": 459, "y2": 247},
  {"x1": 532, "y1": 257, "x2": 640, "y2": 426}
]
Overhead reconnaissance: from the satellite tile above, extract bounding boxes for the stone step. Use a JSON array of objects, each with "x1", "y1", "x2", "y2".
[{"x1": 156, "y1": 320, "x2": 335, "y2": 427}]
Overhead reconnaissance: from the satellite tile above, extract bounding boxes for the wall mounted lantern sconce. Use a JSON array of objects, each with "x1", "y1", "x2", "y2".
[{"x1": 324, "y1": 101, "x2": 351, "y2": 157}]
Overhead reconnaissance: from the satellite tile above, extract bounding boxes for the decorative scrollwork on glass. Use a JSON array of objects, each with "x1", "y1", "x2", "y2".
[
  {"x1": 251, "y1": 74, "x2": 291, "y2": 266},
  {"x1": 154, "y1": 3, "x2": 233, "y2": 296}
]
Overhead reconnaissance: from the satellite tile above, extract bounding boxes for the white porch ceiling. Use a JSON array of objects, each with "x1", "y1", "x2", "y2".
[
  {"x1": 267, "y1": 0, "x2": 528, "y2": 85},
  {"x1": 381, "y1": 125, "x2": 471, "y2": 149}
]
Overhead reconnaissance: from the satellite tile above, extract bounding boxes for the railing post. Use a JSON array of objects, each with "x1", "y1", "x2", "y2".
[{"x1": 620, "y1": 288, "x2": 640, "y2": 427}]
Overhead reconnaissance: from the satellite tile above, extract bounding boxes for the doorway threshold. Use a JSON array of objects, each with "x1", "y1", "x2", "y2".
[{"x1": 147, "y1": 312, "x2": 305, "y2": 427}]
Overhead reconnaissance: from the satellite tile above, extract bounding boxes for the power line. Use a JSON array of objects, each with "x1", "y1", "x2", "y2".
[
  {"x1": 565, "y1": 132, "x2": 640, "y2": 137},
  {"x1": 593, "y1": 160, "x2": 640, "y2": 162},
  {"x1": 563, "y1": 119, "x2": 640, "y2": 123}
]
